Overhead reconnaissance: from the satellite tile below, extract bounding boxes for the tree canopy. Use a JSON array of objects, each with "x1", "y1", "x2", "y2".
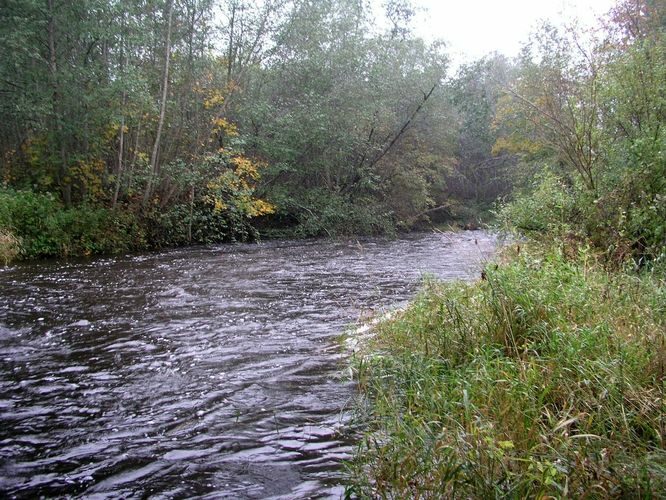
[{"x1": 0, "y1": 0, "x2": 663, "y2": 265}]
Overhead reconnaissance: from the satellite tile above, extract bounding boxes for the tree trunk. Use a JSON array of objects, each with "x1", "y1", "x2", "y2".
[
  {"x1": 227, "y1": 2, "x2": 236, "y2": 84},
  {"x1": 113, "y1": 17, "x2": 128, "y2": 210},
  {"x1": 188, "y1": 185, "x2": 195, "y2": 243},
  {"x1": 47, "y1": 0, "x2": 71, "y2": 206},
  {"x1": 112, "y1": 96, "x2": 126, "y2": 209},
  {"x1": 143, "y1": 0, "x2": 174, "y2": 208}
]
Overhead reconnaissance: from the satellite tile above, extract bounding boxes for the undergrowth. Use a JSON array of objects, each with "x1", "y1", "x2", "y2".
[
  {"x1": 347, "y1": 244, "x2": 666, "y2": 498},
  {"x1": 0, "y1": 188, "x2": 260, "y2": 263}
]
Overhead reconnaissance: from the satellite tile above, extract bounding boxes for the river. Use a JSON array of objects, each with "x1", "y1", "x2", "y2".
[{"x1": 0, "y1": 230, "x2": 496, "y2": 498}]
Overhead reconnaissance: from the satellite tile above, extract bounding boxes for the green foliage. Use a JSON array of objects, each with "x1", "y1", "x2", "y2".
[
  {"x1": 448, "y1": 55, "x2": 516, "y2": 202},
  {"x1": 0, "y1": 0, "x2": 486, "y2": 252},
  {"x1": 279, "y1": 190, "x2": 396, "y2": 238},
  {"x1": 494, "y1": 2, "x2": 666, "y2": 267},
  {"x1": 0, "y1": 189, "x2": 64, "y2": 257},
  {"x1": 594, "y1": 27, "x2": 666, "y2": 264},
  {"x1": 55, "y1": 207, "x2": 146, "y2": 257},
  {"x1": 496, "y1": 172, "x2": 578, "y2": 235},
  {"x1": 0, "y1": 185, "x2": 266, "y2": 260},
  {"x1": 236, "y1": 0, "x2": 453, "y2": 234},
  {"x1": 1, "y1": 0, "x2": 662, "y2": 259},
  {"x1": 0, "y1": 189, "x2": 144, "y2": 259},
  {"x1": 348, "y1": 245, "x2": 666, "y2": 497},
  {"x1": 144, "y1": 200, "x2": 256, "y2": 249}
]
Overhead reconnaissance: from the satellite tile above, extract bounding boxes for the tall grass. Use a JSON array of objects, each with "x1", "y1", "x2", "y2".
[
  {"x1": 0, "y1": 228, "x2": 20, "y2": 265},
  {"x1": 347, "y1": 245, "x2": 666, "y2": 497}
]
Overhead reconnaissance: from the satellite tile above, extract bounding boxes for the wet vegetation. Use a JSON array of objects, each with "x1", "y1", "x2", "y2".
[
  {"x1": 348, "y1": 244, "x2": 665, "y2": 497},
  {"x1": 348, "y1": 0, "x2": 666, "y2": 496},
  {"x1": 1, "y1": 0, "x2": 509, "y2": 261},
  {"x1": 1, "y1": 0, "x2": 665, "y2": 496}
]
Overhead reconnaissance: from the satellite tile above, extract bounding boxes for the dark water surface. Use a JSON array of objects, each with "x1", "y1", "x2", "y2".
[{"x1": 0, "y1": 231, "x2": 496, "y2": 498}]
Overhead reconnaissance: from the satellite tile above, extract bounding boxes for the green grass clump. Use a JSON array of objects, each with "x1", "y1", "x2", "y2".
[{"x1": 348, "y1": 246, "x2": 666, "y2": 498}]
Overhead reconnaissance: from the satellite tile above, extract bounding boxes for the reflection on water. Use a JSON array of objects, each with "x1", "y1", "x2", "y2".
[{"x1": 0, "y1": 231, "x2": 495, "y2": 498}]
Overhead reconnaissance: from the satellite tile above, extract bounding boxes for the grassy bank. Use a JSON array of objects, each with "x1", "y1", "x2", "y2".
[
  {"x1": 347, "y1": 244, "x2": 666, "y2": 497},
  {"x1": 0, "y1": 185, "x2": 489, "y2": 264}
]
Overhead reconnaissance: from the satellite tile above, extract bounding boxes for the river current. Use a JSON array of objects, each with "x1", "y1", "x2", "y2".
[{"x1": 0, "y1": 231, "x2": 496, "y2": 498}]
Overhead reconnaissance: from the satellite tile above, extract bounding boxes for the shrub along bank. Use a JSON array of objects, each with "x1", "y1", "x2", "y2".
[
  {"x1": 347, "y1": 243, "x2": 665, "y2": 497},
  {"x1": 0, "y1": 188, "x2": 260, "y2": 261}
]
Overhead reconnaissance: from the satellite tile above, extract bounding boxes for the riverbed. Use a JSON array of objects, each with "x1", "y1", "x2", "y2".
[{"x1": 0, "y1": 231, "x2": 496, "y2": 498}]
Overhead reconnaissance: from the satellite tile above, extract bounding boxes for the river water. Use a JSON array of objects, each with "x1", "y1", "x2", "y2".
[{"x1": 0, "y1": 231, "x2": 496, "y2": 498}]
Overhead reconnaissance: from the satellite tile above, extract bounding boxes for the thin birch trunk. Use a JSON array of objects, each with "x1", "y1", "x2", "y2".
[{"x1": 143, "y1": 0, "x2": 174, "y2": 207}]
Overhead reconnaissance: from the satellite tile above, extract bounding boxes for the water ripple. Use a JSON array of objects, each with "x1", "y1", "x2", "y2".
[{"x1": 0, "y1": 231, "x2": 496, "y2": 498}]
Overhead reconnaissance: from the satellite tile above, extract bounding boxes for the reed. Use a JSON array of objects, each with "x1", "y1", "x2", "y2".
[
  {"x1": 0, "y1": 228, "x2": 20, "y2": 265},
  {"x1": 347, "y1": 244, "x2": 666, "y2": 497}
]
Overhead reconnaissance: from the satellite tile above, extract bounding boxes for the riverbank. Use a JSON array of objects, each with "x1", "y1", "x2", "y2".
[
  {"x1": 0, "y1": 187, "x2": 490, "y2": 264},
  {"x1": 0, "y1": 188, "x2": 262, "y2": 264},
  {"x1": 346, "y1": 242, "x2": 666, "y2": 497}
]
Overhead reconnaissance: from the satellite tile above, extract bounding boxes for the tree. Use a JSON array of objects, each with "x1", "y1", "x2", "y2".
[
  {"x1": 448, "y1": 54, "x2": 516, "y2": 202},
  {"x1": 143, "y1": 0, "x2": 174, "y2": 206},
  {"x1": 495, "y1": 1, "x2": 666, "y2": 263},
  {"x1": 494, "y1": 22, "x2": 603, "y2": 193},
  {"x1": 233, "y1": 0, "x2": 450, "y2": 234}
]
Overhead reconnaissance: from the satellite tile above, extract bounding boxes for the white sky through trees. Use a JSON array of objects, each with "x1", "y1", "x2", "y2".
[{"x1": 383, "y1": 0, "x2": 617, "y2": 67}]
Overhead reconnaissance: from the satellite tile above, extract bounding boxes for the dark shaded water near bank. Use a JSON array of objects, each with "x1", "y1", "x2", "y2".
[{"x1": 0, "y1": 231, "x2": 496, "y2": 498}]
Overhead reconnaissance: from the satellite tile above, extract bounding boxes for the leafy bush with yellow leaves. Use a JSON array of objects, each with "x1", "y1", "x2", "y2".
[{"x1": 203, "y1": 150, "x2": 275, "y2": 219}]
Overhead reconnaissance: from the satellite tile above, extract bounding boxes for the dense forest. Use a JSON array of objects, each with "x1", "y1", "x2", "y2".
[
  {"x1": 2, "y1": 0, "x2": 662, "y2": 265},
  {"x1": 1, "y1": 0, "x2": 510, "y2": 260}
]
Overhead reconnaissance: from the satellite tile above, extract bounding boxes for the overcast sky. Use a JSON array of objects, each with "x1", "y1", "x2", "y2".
[{"x1": 400, "y1": 0, "x2": 617, "y2": 65}]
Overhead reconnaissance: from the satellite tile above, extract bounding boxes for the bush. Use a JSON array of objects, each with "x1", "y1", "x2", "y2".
[
  {"x1": 496, "y1": 171, "x2": 578, "y2": 236},
  {"x1": 0, "y1": 187, "x2": 266, "y2": 260},
  {"x1": 54, "y1": 207, "x2": 146, "y2": 257},
  {"x1": 592, "y1": 131, "x2": 666, "y2": 266},
  {"x1": 279, "y1": 190, "x2": 396, "y2": 238},
  {"x1": 495, "y1": 165, "x2": 666, "y2": 268},
  {"x1": 144, "y1": 200, "x2": 257, "y2": 249},
  {"x1": 0, "y1": 189, "x2": 145, "y2": 259},
  {"x1": 0, "y1": 189, "x2": 65, "y2": 257}
]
